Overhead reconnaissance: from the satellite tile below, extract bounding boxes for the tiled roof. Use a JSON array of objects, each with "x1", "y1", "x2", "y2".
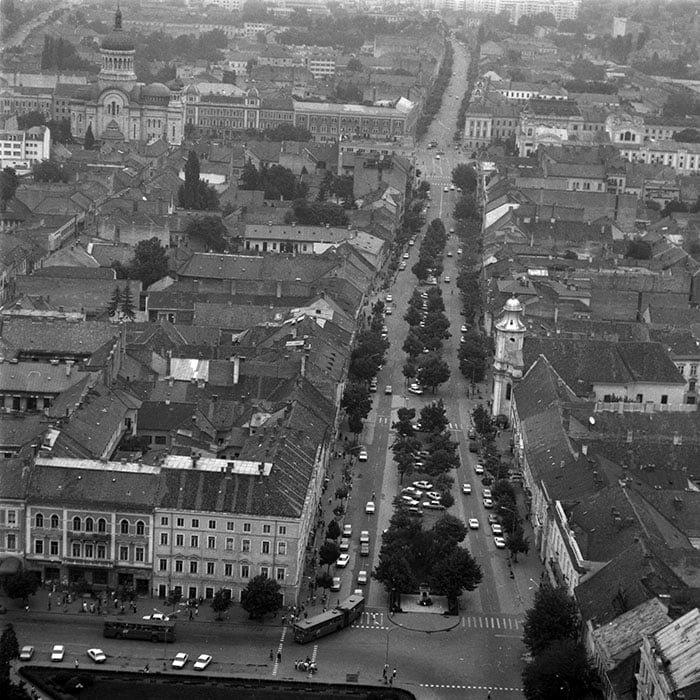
[
  {"x1": 650, "y1": 608, "x2": 700, "y2": 694},
  {"x1": 138, "y1": 401, "x2": 196, "y2": 432},
  {"x1": 0, "y1": 413, "x2": 44, "y2": 449},
  {"x1": 0, "y1": 361, "x2": 88, "y2": 393}
]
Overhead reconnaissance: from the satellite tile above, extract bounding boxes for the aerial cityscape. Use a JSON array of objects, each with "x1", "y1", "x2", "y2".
[{"x1": 0, "y1": 0, "x2": 699, "y2": 698}]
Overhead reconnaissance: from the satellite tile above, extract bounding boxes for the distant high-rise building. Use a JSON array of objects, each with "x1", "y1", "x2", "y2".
[{"x1": 465, "y1": 0, "x2": 580, "y2": 21}]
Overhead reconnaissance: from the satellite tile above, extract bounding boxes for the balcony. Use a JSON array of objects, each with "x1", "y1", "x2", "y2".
[{"x1": 63, "y1": 556, "x2": 114, "y2": 568}]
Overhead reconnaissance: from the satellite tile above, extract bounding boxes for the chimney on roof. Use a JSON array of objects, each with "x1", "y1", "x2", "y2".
[
  {"x1": 232, "y1": 355, "x2": 240, "y2": 385},
  {"x1": 192, "y1": 454, "x2": 199, "y2": 469},
  {"x1": 65, "y1": 361, "x2": 73, "y2": 377},
  {"x1": 276, "y1": 281, "x2": 282, "y2": 298}
]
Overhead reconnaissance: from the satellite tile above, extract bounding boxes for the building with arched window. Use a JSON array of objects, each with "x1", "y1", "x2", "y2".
[{"x1": 69, "y1": 8, "x2": 184, "y2": 146}]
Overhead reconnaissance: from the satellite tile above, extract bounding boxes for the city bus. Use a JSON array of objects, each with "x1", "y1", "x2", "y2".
[
  {"x1": 103, "y1": 618, "x2": 176, "y2": 642},
  {"x1": 293, "y1": 594, "x2": 365, "y2": 644}
]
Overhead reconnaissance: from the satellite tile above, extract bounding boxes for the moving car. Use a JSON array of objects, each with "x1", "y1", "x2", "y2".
[
  {"x1": 443, "y1": 186, "x2": 448, "y2": 192},
  {"x1": 494, "y1": 536, "x2": 507, "y2": 549},
  {"x1": 336, "y1": 554, "x2": 350, "y2": 568},
  {"x1": 193, "y1": 654, "x2": 212, "y2": 671},
  {"x1": 50, "y1": 645, "x2": 65, "y2": 662},
  {"x1": 343, "y1": 524, "x2": 352, "y2": 537},
  {"x1": 457, "y1": 248, "x2": 463, "y2": 255},
  {"x1": 172, "y1": 653, "x2": 189, "y2": 669},
  {"x1": 330, "y1": 577, "x2": 342, "y2": 591},
  {"x1": 399, "y1": 261, "x2": 407, "y2": 270},
  {"x1": 413, "y1": 480, "x2": 433, "y2": 490},
  {"x1": 385, "y1": 385, "x2": 392, "y2": 395},
  {"x1": 339, "y1": 537, "x2": 350, "y2": 552},
  {"x1": 468, "y1": 518, "x2": 479, "y2": 530},
  {"x1": 447, "y1": 251, "x2": 453, "y2": 257},
  {"x1": 365, "y1": 501, "x2": 376, "y2": 514},
  {"x1": 357, "y1": 571, "x2": 368, "y2": 585},
  {"x1": 402, "y1": 252, "x2": 410, "y2": 259},
  {"x1": 87, "y1": 648, "x2": 106, "y2": 664},
  {"x1": 408, "y1": 384, "x2": 424, "y2": 395},
  {"x1": 385, "y1": 294, "x2": 393, "y2": 303},
  {"x1": 423, "y1": 501, "x2": 446, "y2": 510},
  {"x1": 360, "y1": 543, "x2": 370, "y2": 557},
  {"x1": 409, "y1": 239, "x2": 416, "y2": 246},
  {"x1": 462, "y1": 483, "x2": 472, "y2": 494},
  {"x1": 461, "y1": 325, "x2": 469, "y2": 333},
  {"x1": 358, "y1": 447, "x2": 368, "y2": 462},
  {"x1": 386, "y1": 307, "x2": 392, "y2": 314},
  {"x1": 19, "y1": 646, "x2": 34, "y2": 661}
]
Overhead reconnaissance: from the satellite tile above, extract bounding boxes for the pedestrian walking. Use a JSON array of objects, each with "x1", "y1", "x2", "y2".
[
  {"x1": 47, "y1": 599, "x2": 51, "y2": 611},
  {"x1": 269, "y1": 649, "x2": 274, "y2": 661},
  {"x1": 277, "y1": 651, "x2": 282, "y2": 663},
  {"x1": 382, "y1": 664, "x2": 388, "y2": 680},
  {"x1": 144, "y1": 663, "x2": 149, "y2": 673},
  {"x1": 392, "y1": 668, "x2": 397, "y2": 681},
  {"x1": 74, "y1": 659, "x2": 79, "y2": 669}
]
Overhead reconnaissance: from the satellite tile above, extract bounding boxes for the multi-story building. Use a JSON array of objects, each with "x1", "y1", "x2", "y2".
[
  {"x1": 306, "y1": 55, "x2": 336, "y2": 80},
  {"x1": 467, "y1": 0, "x2": 580, "y2": 21},
  {"x1": 616, "y1": 140, "x2": 700, "y2": 176},
  {"x1": 0, "y1": 125, "x2": 50, "y2": 172},
  {"x1": 0, "y1": 86, "x2": 53, "y2": 118},
  {"x1": 464, "y1": 94, "x2": 519, "y2": 150}
]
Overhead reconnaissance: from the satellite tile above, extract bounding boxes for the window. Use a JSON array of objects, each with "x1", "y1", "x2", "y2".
[
  {"x1": 97, "y1": 545, "x2": 106, "y2": 559},
  {"x1": 159, "y1": 559, "x2": 167, "y2": 571},
  {"x1": 226, "y1": 521, "x2": 235, "y2": 531},
  {"x1": 176, "y1": 518, "x2": 184, "y2": 527},
  {"x1": 7, "y1": 511, "x2": 16, "y2": 526},
  {"x1": 154, "y1": 435, "x2": 166, "y2": 445},
  {"x1": 225, "y1": 537, "x2": 234, "y2": 550},
  {"x1": 261, "y1": 541, "x2": 270, "y2": 554},
  {"x1": 176, "y1": 534, "x2": 184, "y2": 547},
  {"x1": 136, "y1": 521, "x2": 145, "y2": 536},
  {"x1": 190, "y1": 535, "x2": 199, "y2": 548},
  {"x1": 160, "y1": 533, "x2": 168, "y2": 546},
  {"x1": 120, "y1": 519, "x2": 129, "y2": 535},
  {"x1": 35, "y1": 513, "x2": 44, "y2": 528},
  {"x1": 278, "y1": 525, "x2": 286, "y2": 535},
  {"x1": 207, "y1": 536, "x2": 216, "y2": 549},
  {"x1": 72, "y1": 516, "x2": 81, "y2": 531},
  {"x1": 34, "y1": 540, "x2": 43, "y2": 554},
  {"x1": 85, "y1": 544, "x2": 93, "y2": 558},
  {"x1": 7, "y1": 533, "x2": 16, "y2": 550},
  {"x1": 260, "y1": 566, "x2": 269, "y2": 578},
  {"x1": 242, "y1": 539, "x2": 250, "y2": 553},
  {"x1": 135, "y1": 547, "x2": 144, "y2": 562},
  {"x1": 175, "y1": 560, "x2": 183, "y2": 572},
  {"x1": 191, "y1": 519, "x2": 199, "y2": 528},
  {"x1": 636, "y1": 394, "x2": 643, "y2": 403},
  {"x1": 277, "y1": 541, "x2": 286, "y2": 555},
  {"x1": 690, "y1": 364, "x2": 698, "y2": 377},
  {"x1": 660, "y1": 395, "x2": 668, "y2": 405},
  {"x1": 224, "y1": 563, "x2": 232, "y2": 576},
  {"x1": 160, "y1": 516, "x2": 169, "y2": 526},
  {"x1": 240, "y1": 564, "x2": 249, "y2": 578},
  {"x1": 262, "y1": 524, "x2": 271, "y2": 534},
  {"x1": 98, "y1": 518, "x2": 106, "y2": 533},
  {"x1": 190, "y1": 561, "x2": 198, "y2": 574},
  {"x1": 207, "y1": 562, "x2": 215, "y2": 575},
  {"x1": 85, "y1": 517, "x2": 94, "y2": 532},
  {"x1": 119, "y1": 546, "x2": 129, "y2": 561},
  {"x1": 72, "y1": 543, "x2": 81, "y2": 557},
  {"x1": 243, "y1": 523, "x2": 251, "y2": 532},
  {"x1": 276, "y1": 567, "x2": 285, "y2": 581},
  {"x1": 208, "y1": 520, "x2": 216, "y2": 529}
]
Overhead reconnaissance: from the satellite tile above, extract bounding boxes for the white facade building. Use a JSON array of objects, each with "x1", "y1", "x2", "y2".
[{"x1": 0, "y1": 125, "x2": 50, "y2": 172}]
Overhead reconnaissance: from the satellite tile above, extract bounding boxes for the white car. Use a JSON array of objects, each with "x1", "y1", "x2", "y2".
[
  {"x1": 444, "y1": 276, "x2": 450, "y2": 283},
  {"x1": 447, "y1": 251, "x2": 453, "y2": 257},
  {"x1": 494, "y1": 536, "x2": 507, "y2": 549},
  {"x1": 443, "y1": 186, "x2": 448, "y2": 192},
  {"x1": 193, "y1": 654, "x2": 212, "y2": 671},
  {"x1": 483, "y1": 488, "x2": 492, "y2": 499},
  {"x1": 402, "y1": 252, "x2": 410, "y2": 259},
  {"x1": 172, "y1": 652, "x2": 189, "y2": 669},
  {"x1": 402, "y1": 487, "x2": 423, "y2": 498},
  {"x1": 87, "y1": 648, "x2": 106, "y2": 664},
  {"x1": 491, "y1": 523, "x2": 503, "y2": 535},
  {"x1": 474, "y1": 464, "x2": 484, "y2": 474},
  {"x1": 462, "y1": 483, "x2": 472, "y2": 494},
  {"x1": 436, "y1": 155, "x2": 441, "y2": 160},
  {"x1": 357, "y1": 570, "x2": 368, "y2": 585},
  {"x1": 51, "y1": 645, "x2": 65, "y2": 662},
  {"x1": 19, "y1": 646, "x2": 34, "y2": 661},
  {"x1": 461, "y1": 325, "x2": 469, "y2": 333},
  {"x1": 450, "y1": 184, "x2": 455, "y2": 191},
  {"x1": 343, "y1": 524, "x2": 352, "y2": 537},
  {"x1": 413, "y1": 480, "x2": 433, "y2": 490},
  {"x1": 426, "y1": 491, "x2": 442, "y2": 501},
  {"x1": 423, "y1": 501, "x2": 446, "y2": 510},
  {"x1": 336, "y1": 553, "x2": 350, "y2": 568},
  {"x1": 399, "y1": 261, "x2": 407, "y2": 270},
  {"x1": 386, "y1": 294, "x2": 393, "y2": 303},
  {"x1": 331, "y1": 576, "x2": 342, "y2": 591},
  {"x1": 483, "y1": 498, "x2": 494, "y2": 509},
  {"x1": 408, "y1": 384, "x2": 424, "y2": 395},
  {"x1": 386, "y1": 307, "x2": 392, "y2": 315},
  {"x1": 409, "y1": 239, "x2": 416, "y2": 246},
  {"x1": 143, "y1": 612, "x2": 169, "y2": 621},
  {"x1": 401, "y1": 495, "x2": 420, "y2": 506},
  {"x1": 365, "y1": 501, "x2": 376, "y2": 514},
  {"x1": 360, "y1": 530, "x2": 370, "y2": 544},
  {"x1": 385, "y1": 385, "x2": 392, "y2": 395},
  {"x1": 369, "y1": 380, "x2": 377, "y2": 392},
  {"x1": 457, "y1": 248, "x2": 463, "y2": 255},
  {"x1": 468, "y1": 518, "x2": 479, "y2": 530},
  {"x1": 339, "y1": 537, "x2": 350, "y2": 551},
  {"x1": 358, "y1": 448, "x2": 368, "y2": 462}
]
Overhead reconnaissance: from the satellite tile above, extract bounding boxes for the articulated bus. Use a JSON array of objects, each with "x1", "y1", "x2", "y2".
[
  {"x1": 103, "y1": 619, "x2": 176, "y2": 642},
  {"x1": 293, "y1": 594, "x2": 365, "y2": 644}
]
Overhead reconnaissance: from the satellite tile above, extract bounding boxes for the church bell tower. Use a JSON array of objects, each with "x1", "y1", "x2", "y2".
[{"x1": 491, "y1": 296, "x2": 525, "y2": 418}]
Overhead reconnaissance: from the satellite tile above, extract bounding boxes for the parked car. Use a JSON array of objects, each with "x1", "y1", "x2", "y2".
[
  {"x1": 399, "y1": 261, "x2": 407, "y2": 270},
  {"x1": 444, "y1": 276, "x2": 450, "y2": 283},
  {"x1": 457, "y1": 248, "x2": 463, "y2": 255},
  {"x1": 468, "y1": 518, "x2": 479, "y2": 530},
  {"x1": 358, "y1": 447, "x2": 368, "y2": 462},
  {"x1": 408, "y1": 383, "x2": 424, "y2": 395},
  {"x1": 385, "y1": 294, "x2": 393, "y2": 302},
  {"x1": 447, "y1": 251, "x2": 453, "y2": 257},
  {"x1": 50, "y1": 645, "x2": 65, "y2": 662},
  {"x1": 360, "y1": 543, "x2": 370, "y2": 556},
  {"x1": 385, "y1": 385, "x2": 392, "y2": 395},
  {"x1": 357, "y1": 571, "x2": 368, "y2": 585},
  {"x1": 343, "y1": 524, "x2": 352, "y2": 537},
  {"x1": 413, "y1": 480, "x2": 433, "y2": 490},
  {"x1": 483, "y1": 488, "x2": 492, "y2": 499},
  {"x1": 474, "y1": 464, "x2": 484, "y2": 474},
  {"x1": 462, "y1": 483, "x2": 472, "y2": 494},
  {"x1": 487, "y1": 514, "x2": 500, "y2": 525},
  {"x1": 143, "y1": 613, "x2": 170, "y2": 621},
  {"x1": 369, "y1": 380, "x2": 377, "y2": 392},
  {"x1": 87, "y1": 648, "x2": 106, "y2": 664},
  {"x1": 494, "y1": 536, "x2": 506, "y2": 549},
  {"x1": 402, "y1": 252, "x2": 410, "y2": 259},
  {"x1": 426, "y1": 491, "x2": 442, "y2": 501},
  {"x1": 423, "y1": 501, "x2": 446, "y2": 510},
  {"x1": 193, "y1": 654, "x2": 212, "y2": 671},
  {"x1": 461, "y1": 325, "x2": 469, "y2": 334},
  {"x1": 365, "y1": 501, "x2": 375, "y2": 514},
  {"x1": 483, "y1": 498, "x2": 494, "y2": 509},
  {"x1": 402, "y1": 486, "x2": 423, "y2": 498},
  {"x1": 360, "y1": 530, "x2": 370, "y2": 543},
  {"x1": 172, "y1": 652, "x2": 189, "y2": 669},
  {"x1": 401, "y1": 496, "x2": 420, "y2": 506},
  {"x1": 491, "y1": 523, "x2": 503, "y2": 535},
  {"x1": 19, "y1": 646, "x2": 34, "y2": 661},
  {"x1": 339, "y1": 537, "x2": 350, "y2": 551},
  {"x1": 336, "y1": 554, "x2": 350, "y2": 568},
  {"x1": 330, "y1": 577, "x2": 342, "y2": 591},
  {"x1": 407, "y1": 506, "x2": 424, "y2": 516}
]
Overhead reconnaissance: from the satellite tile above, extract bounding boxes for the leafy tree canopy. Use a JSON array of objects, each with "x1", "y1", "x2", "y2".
[
  {"x1": 240, "y1": 575, "x2": 281, "y2": 620},
  {"x1": 184, "y1": 216, "x2": 231, "y2": 253},
  {"x1": 522, "y1": 583, "x2": 580, "y2": 657}
]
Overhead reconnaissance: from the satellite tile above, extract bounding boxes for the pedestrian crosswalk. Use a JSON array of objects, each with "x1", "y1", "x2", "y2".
[
  {"x1": 379, "y1": 416, "x2": 463, "y2": 431},
  {"x1": 461, "y1": 615, "x2": 523, "y2": 630},
  {"x1": 420, "y1": 683, "x2": 523, "y2": 693},
  {"x1": 351, "y1": 610, "x2": 387, "y2": 629}
]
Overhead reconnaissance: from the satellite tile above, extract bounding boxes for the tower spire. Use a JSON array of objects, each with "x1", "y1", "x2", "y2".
[{"x1": 115, "y1": 4, "x2": 122, "y2": 31}]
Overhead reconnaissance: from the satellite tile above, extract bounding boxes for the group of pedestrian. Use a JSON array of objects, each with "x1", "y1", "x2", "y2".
[{"x1": 382, "y1": 664, "x2": 398, "y2": 685}]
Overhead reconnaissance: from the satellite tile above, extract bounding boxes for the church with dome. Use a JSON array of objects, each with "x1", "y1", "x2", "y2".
[{"x1": 69, "y1": 8, "x2": 184, "y2": 145}]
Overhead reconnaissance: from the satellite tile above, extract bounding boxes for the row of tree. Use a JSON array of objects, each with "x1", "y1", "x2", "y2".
[
  {"x1": 411, "y1": 217, "x2": 447, "y2": 282},
  {"x1": 455, "y1": 32, "x2": 483, "y2": 136},
  {"x1": 415, "y1": 40, "x2": 454, "y2": 139}
]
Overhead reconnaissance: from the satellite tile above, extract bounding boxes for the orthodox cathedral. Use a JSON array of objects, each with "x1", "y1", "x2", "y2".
[{"x1": 69, "y1": 8, "x2": 185, "y2": 145}]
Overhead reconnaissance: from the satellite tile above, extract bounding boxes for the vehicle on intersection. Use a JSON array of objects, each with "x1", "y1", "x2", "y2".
[
  {"x1": 193, "y1": 654, "x2": 212, "y2": 671},
  {"x1": 293, "y1": 594, "x2": 364, "y2": 644},
  {"x1": 357, "y1": 571, "x2": 368, "y2": 585},
  {"x1": 172, "y1": 652, "x2": 189, "y2": 669},
  {"x1": 87, "y1": 648, "x2": 106, "y2": 664}
]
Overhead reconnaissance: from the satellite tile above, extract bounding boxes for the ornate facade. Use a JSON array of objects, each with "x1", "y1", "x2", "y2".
[{"x1": 69, "y1": 9, "x2": 184, "y2": 145}]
